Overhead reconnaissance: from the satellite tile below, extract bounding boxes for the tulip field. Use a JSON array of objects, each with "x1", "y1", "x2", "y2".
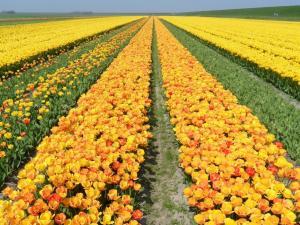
[
  {"x1": 0, "y1": 16, "x2": 142, "y2": 78},
  {"x1": 162, "y1": 16, "x2": 300, "y2": 100},
  {"x1": 0, "y1": 16, "x2": 299, "y2": 225}
]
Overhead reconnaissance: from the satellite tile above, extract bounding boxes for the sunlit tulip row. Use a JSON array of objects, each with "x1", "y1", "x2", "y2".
[
  {"x1": 162, "y1": 16, "x2": 300, "y2": 85},
  {"x1": 155, "y1": 19, "x2": 300, "y2": 225},
  {"x1": 1, "y1": 49, "x2": 68, "y2": 80},
  {"x1": 0, "y1": 18, "x2": 153, "y2": 225},
  {"x1": 0, "y1": 20, "x2": 145, "y2": 186},
  {"x1": 0, "y1": 16, "x2": 142, "y2": 73}
]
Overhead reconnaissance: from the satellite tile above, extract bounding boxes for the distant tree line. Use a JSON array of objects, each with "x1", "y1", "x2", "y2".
[
  {"x1": 1, "y1": 10, "x2": 16, "y2": 14},
  {"x1": 70, "y1": 11, "x2": 93, "y2": 14}
]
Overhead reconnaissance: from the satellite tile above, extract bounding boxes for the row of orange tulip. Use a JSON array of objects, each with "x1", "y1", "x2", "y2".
[
  {"x1": 0, "y1": 18, "x2": 153, "y2": 225},
  {"x1": 155, "y1": 18, "x2": 299, "y2": 225},
  {"x1": 0, "y1": 19, "x2": 145, "y2": 186}
]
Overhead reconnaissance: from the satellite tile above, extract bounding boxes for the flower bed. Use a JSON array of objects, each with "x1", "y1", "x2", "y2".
[
  {"x1": 0, "y1": 20, "x2": 145, "y2": 187},
  {"x1": 155, "y1": 18, "x2": 299, "y2": 225},
  {"x1": 0, "y1": 18, "x2": 153, "y2": 225}
]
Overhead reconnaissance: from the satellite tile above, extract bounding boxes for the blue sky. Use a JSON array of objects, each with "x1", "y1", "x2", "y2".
[{"x1": 1, "y1": 0, "x2": 300, "y2": 13}]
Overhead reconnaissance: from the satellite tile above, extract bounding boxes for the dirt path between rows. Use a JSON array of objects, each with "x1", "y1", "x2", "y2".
[{"x1": 138, "y1": 26, "x2": 195, "y2": 225}]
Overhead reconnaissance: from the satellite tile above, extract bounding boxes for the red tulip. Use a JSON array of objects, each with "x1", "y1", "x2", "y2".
[
  {"x1": 275, "y1": 141, "x2": 284, "y2": 149},
  {"x1": 23, "y1": 118, "x2": 30, "y2": 125},
  {"x1": 267, "y1": 165, "x2": 278, "y2": 174},
  {"x1": 210, "y1": 173, "x2": 220, "y2": 182},
  {"x1": 112, "y1": 161, "x2": 121, "y2": 171},
  {"x1": 246, "y1": 167, "x2": 256, "y2": 177},
  {"x1": 132, "y1": 209, "x2": 143, "y2": 220},
  {"x1": 47, "y1": 193, "x2": 62, "y2": 203},
  {"x1": 234, "y1": 167, "x2": 241, "y2": 177},
  {"x1": 222, "y1": 148, "x2": 231, "y2": 155},
  {"x1": 226, "y1": 141, "x2": 233, "y2": 148}
]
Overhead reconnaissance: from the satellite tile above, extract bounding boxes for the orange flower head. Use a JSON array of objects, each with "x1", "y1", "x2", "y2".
[{"x1": 132, "y1": 209, "x2": 143, "y2": 220}]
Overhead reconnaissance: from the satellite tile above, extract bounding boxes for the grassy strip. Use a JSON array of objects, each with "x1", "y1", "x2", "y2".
[
  {"x1": 180, "y1": 5, "x2": 300, "y2": 21},
  {"x1": 139, "y1": 23, "x2": 195, "y2": 225},
  {"x1": 0, "y1": 18, "x2": 143, "y2": 80},
  {"x1": 0, "y1": 20, "x2": 140, "y2": 104},
  {"x1": 0, "y1": 18, "x2": 74, "y2": 26},
  {"x1": 162, "y1": 20, "x2": 300, "y2": 100},
  {"x1": 0, "y1": 20, "x2": 145, "y2": 188},
  {"x1": 162, "y1": 19, "x2": 300, "y2": 164}
]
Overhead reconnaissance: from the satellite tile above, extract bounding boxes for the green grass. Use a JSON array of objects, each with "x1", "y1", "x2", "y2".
[
  {"x1": 0, "y1": 12, "x2": 96, "y2": 19},
  {"x1": 162, "y1": 19, "x2": 300, "y2": 164},
  {"x1": 180, "y1": 5, "x2": 300, "y2": 21},
  {"x1": 0, "y1": 12, "x2": 104, "y2": 26},
  {"x1": 0, "y1": 18, "x2": 76, "y2": 26}
]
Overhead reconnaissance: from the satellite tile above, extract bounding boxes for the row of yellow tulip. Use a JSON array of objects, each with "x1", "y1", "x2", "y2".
[
  {"x1": 162, "y1": 16, "x2": 300, "y2": 85},
  {"x1": 155, "y1": 18, "x2": 299, "y2": 225},
  {"x1": 0, "y1": 18, "x2": 153, "y2": 225},
  {"x1": 0, "y1": 16, "x2": 142, "y2": 69}
]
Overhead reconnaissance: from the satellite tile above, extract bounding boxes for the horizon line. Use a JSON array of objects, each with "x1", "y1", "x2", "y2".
[{"x1": 1, "y1": 4, "x2": 299, "y2": 14}]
